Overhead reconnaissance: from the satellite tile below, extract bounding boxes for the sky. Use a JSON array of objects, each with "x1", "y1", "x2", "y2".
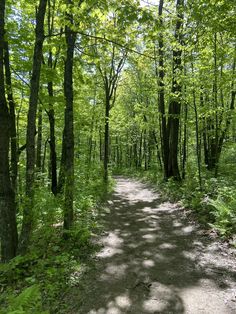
[{"x1": 140, "y1": 0, "x2": 159, "y2": 7}]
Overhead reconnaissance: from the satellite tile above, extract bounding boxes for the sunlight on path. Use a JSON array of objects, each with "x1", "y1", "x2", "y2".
[{"x1": 75, "y1": 177, "x2": 236, "y2": 314}]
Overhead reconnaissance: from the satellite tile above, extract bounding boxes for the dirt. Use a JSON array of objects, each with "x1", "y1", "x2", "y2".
[{"x1": 67, "y1": 177, "x2": 236, "y2": 314}]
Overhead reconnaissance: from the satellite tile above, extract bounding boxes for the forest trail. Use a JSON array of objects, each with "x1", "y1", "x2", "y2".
[{"x1": 72, "y1": 177, "x2": 236, "y2": 314}]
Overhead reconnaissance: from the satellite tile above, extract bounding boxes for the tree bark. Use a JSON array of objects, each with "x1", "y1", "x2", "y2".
[
  {"x1": 104, "y1": 93, "x2": 110, "y2": 182},
  {"x1": 4, "y1": 40, "x2": 18, "y2": 193},
  {"x1": 47, "y1": 51, "x2": 58, "y2": 195},
  {"x1": 182, "y1": 100, "x2": 188, "y2": 179},
  {"x1": 62, "y1": 1, "x2": 76, "y2": 231},
  {"x1": 157, "y1": 0, "x2": 169, "y2": 179},
  {"x1": 36, "y1": 106, "x2": 43, "y2": 170},
  {"x1": 166, "y1": 0, "x2": 184, "y2": 180},
  {"x1": 192, "y1": 64, "x2": 202, "y2": 189},
  {"x1": 46, "y1": 0, "x2": 58, "y2": 195},
  {"x1": 0, "y1": 0, "x2": 18, "y2": 261}
]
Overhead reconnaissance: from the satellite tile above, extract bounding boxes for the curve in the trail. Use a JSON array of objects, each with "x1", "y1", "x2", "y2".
[{"x1": 73, "y1": 177, "x2": 236, "y2": 314}]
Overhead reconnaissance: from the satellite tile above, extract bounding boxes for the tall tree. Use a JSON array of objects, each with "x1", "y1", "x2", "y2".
[
  {"x1": 98, "y1": 45, "x2": 127, "y2": 182},
  {"x1": 4, "y1": 41, "x2": 18, "y2": 193},
  {"x1": 157, "y1": 0, "x2": 169, "y2": 179},
  {"x1": 62, "y1": 0, "x2": 77, "y2": 231},
  {"x1": 46, "y1": 0, "x2": 60, "y2": 195},
  {"x1": 19, "y1": 0, "x2": 47, "y2": 252},
  {"x1": 36, "y1": 106, "x2": 43, "y2": 170},
  {"x1": 166, "y1": 0, "x2": 184, "y2": 180},
  {"x1": 0, "y1": 0, "x2": 18, "y2": 261}
]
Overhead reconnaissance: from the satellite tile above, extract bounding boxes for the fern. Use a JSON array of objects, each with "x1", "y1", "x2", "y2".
[
  {"x1": 1, "y1": 285, "x2": 49, "y2": 314},
  {"x1": 209, "y1": 196, "x2": 236, "y2": 236}
]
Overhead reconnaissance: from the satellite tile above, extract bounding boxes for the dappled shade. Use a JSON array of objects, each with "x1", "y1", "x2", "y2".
[{"x1": 67, "y1": 178, "x2": 236, "y2": 313}]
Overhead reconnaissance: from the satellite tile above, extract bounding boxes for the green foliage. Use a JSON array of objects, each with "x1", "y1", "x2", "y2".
[
  {"x1": 0, "y1": 252, "x2": 40, "y2": 286},
  {"x1": 0, "y1": 285, "x2": 48, "y2": 314},
  {"x1": 209, "y1": 188, "x2": 236, "y2": 237},
  {"x1": 0, "y1": 161, "x2": 108, "y2": 313}
]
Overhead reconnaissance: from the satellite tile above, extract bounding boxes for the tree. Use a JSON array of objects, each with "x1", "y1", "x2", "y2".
[
  {"x1": 156, "y1": 0, "x2": 169, "y2": 179},
  {"x1": 166, "y1": 0, "x2": 184, "y2": 180},
  {"x1": 98, "y1": 44, "x2": 127, "y2": 182},
  {"x1": 19, "y1": 0, "x2": 47, "y2": 252},
  {"x1": 4, "y1": 40, "x2": 18, "y2": 194},
  {"x1": 61, "y1": 0, "x2": 77, "y2": 231},
  {"x1": 0, "y1": 0, "x2": 18, "y2": 261},
  {"x1": 46, "y1": 0, "x2": 61, "y2": 195}
]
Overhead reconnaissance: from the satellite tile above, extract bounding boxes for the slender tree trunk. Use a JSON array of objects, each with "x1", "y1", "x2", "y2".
[
  {"x1": 48, "y1": 108, "x2": 57, "y2": 194},
  {"x1": 215, "y1": 50, "x2": 236, "y2": 175},
  {"x1": 99, "y1": 127, "x2": 103, "y2": 162},
  {"x1": 152, "y1": 131, "x2": 163, "y2": 170},
  {"x1": 19, "y1": 0, "x2": 47, "y2": 252},
  {"x1": 213, "y1": 33, "x2": 219, "y2": 177},
  {"x1": 119, "y1": 140, "x2": 123, "y2": 168},
  {"x1": 42, "y1": 138, "x2": 49, "y2": 174},
  {"x1": 47, "y1": 51, "x2": 58, "y2": 195},
  {"x1": 138, "y1": 131, "x2": 143, "y2": 168},
  {"x1": 4, "y1": 41, "x2": 18, "y2": 193},
  {"x1": 88, "y1": 105, "x2": 95, "y2": 167},
  {"x1": 0, "y1": 0, "x2": 18, "y2": 261},
  {"x1": 36, "y1": 106, "x2": 42, "y2": 170},
  {"x1": 57, "y1": 136, "x2": 66, "y2": 193},
  {"x1": 144, "y1": 130, "x2": 148, "y2": 171},
  {"x1": 192, "y1": 65, "x2": 202, "y2": 189},
  {"x1": 62, "y1": 3, "x2": 76, "y2": 231},
  {"x1": 98, "y1": 46, "x2": 126, "y2": 181},
  {"x1": 134, "y1": 140, "x2": 138, "y2": 169},
  {"x1": 167, "y1": 0, "x2": 184, "y2": 180},
  {"x1": 182, "y1": 101, "x2": 188, "y2": 179},
  {"x1": 157, "y1": 0, "x2": 169, "y2": 179},
  {"x1": 147, "y1": 132, "x2": 153, "y2": 169},
  {"x1": 115, "y1": 136, "x2": 120, "y2": 168},
  {"x1": 47, "y1": 1, "x2": 58, "y2": 195},
  {"x1": 104, "y1": 94, "x2": 110, "y2": 182}
]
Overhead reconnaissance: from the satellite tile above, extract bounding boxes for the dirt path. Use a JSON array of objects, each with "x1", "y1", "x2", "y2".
[{"x1": 72, "y1": 177, "x2": 236, "y2": 314}]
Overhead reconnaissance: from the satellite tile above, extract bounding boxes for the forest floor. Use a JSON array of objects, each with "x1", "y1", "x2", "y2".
[{"x1": 64, "y1": 177, "x2": 236, "y2": 314}]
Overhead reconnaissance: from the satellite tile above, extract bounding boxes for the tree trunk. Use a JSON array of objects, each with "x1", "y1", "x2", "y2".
[
  {"x1": 47, "y1": 50, "x2": 58, "y2": 195},
  {"x1": 4, "y1": 40, "x2": 18, "y2": 193},
  {"x1": 157, "y1": 0, "x2": 169, "y2": 179},
  {"x1": 166, "y1": 0, "x2": 184, "y2": 180},
  {"x1": 99, "y1": 127, "x2": 103, "y2": 162},
  {"x1": 182, "y1": 100, "x2": 188, "y2": 179},
  {"x1": 215, "y1": 51, "x2": 236, "y2": 175},
  {"x1": 104, "y1": 95, "x2": 110, "y2": 182},
  {"x1": 47, "y1": 1, "x2": 58, "y2": 195},
  {"x1": 152, "y1": 131, "x2": 163, "y2": 170},
  {"x1": 138, "y1": 131, "x2": 143, "y2": 168},
  {"x1": 62, "y1": 3, "x2": 76, "y2": 231},
  {"x1": 19, "y1": 0, "x2": 47, "y2": 252},
  {"x1": 192, "y1": 61, "x2": 202, "y2": 189},
  {"x1": 57, "y1": 134, "x2": 66, "y2": 193},
  {"x1": 0, "y1": 0, "x2": 18, "y2": 261},
  {"x1": 36, "y1": 106, "x2": 42, "y2": 170},
  {"x1": 98, "y1": 45, "x2": 126, "y2": 181}
]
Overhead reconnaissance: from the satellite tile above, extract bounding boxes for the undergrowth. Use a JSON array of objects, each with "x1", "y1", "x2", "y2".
[{"x1": 0, "y1": 164, "x2": 113, "y2": 313}]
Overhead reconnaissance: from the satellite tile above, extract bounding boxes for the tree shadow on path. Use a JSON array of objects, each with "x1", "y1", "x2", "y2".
[{"x1": 66, "y1": 177, "x2": 236, "y2": 314}]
